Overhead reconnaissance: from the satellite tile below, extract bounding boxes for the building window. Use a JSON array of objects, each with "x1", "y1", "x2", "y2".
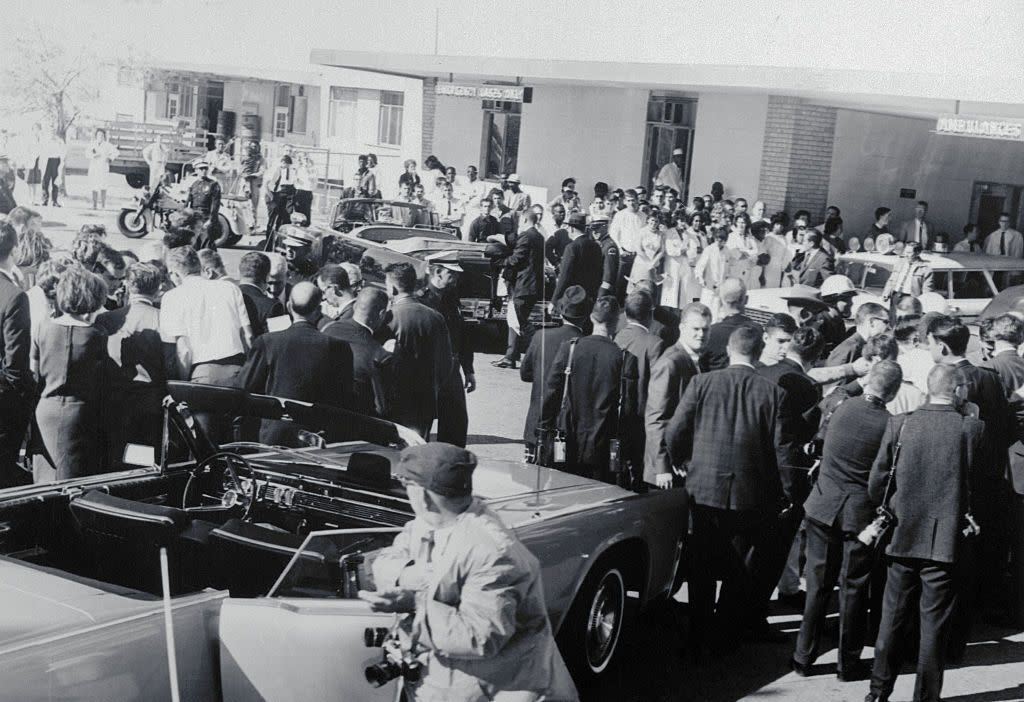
[
  {"x1": 289, "y1": 95, "x2": 307, "y2": 134},
  {"x1": 273, "y1": 108, "x2": 289, "y2": 138},
  {"x1": 481, "y1": 101, "x2": 521, "y2": 180},
  {"x1": 166, "y1": 93, "x2": 180, "y2": 120},
  {"x1": 163, "y1": 79, "x2": 194, "y2": 120},
  {"x1": 377, "y1": 91, "x2": 404, "y2": 146},
  {"x1": 328, "y1": 87, "x2": 357, "y2": 141},
  {"x1": 642, "y1": 95, "x2": 696, "y2": 198},
  {"x1": 117, "y1": 67, "x2": 135, "y2": 86}
]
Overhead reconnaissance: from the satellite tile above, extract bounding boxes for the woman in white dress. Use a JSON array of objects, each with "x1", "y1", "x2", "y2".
[
  {"x1": 86, "y1": 129, "x2": 119, "y2": 210},
  {"x1": 726, "y1": 213, "x2": 766, "y2": 289},
  {"x1": 627, "y1": 211, "x2": 665, "y2": 294},
  {"x1": 661, "y1": 212, "x2": 704, "y2": 308},
  {"x1": 762, "y1": 212, "x2": 795, "y2": 288}
]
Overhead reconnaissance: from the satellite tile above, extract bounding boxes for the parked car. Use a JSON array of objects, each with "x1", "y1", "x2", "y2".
[
  {"x1": 274, "y1": 198, "x2": 558, "y2": 352},
  {"x1": 0, "y1": 383, "x2": 687, "y2": 701}
]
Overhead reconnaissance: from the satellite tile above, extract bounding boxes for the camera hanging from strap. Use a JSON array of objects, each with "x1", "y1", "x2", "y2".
[{"x1": 552, "y1": 338, "x2": 579, "y2": 465}]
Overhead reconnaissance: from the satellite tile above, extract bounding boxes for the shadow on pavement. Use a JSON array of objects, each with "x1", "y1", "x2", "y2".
[{"x1": 942, "y1": 686, "x2": 1024, "y2": 702}]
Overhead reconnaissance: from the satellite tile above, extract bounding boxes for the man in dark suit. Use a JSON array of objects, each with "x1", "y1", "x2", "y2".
[
  {"x1": 382, "y1": 262, "x2": 453, "y2": 439},
  {"x1": 465, "y1": 197, "x2": 500, "y2": 244},
  {"x1": 96, "y1": 262, "x2": 170, "y2": 467},
  {"x1": 792, "y1": 230, "x2": 834, "y2": 287},
  {"x1": 417, "y1": 252, "x2": 475, "y2": 446},
  {"x1": 316, "y1": 263, "x2": 357, "y2": 326},
  {"x1": 827, "y1": 302, "x2": 889, "y2": 367},
  {"x1": 756, "y1": 325, "x2": 825, "y2": 615},
  {"x1": 867, "y1": 364, "x2": 983, "y2": 702},
  {"x1": 593, "y1": 220, "x2": 620, "y2": 299},
  {"x1": 543, "y1": 203, "x2": 570, "y2": 268},
  {"x1": 792, "y1": 361, "x2": 901, "y2": 682},
  {"x1": 981, "y1": 314, "x2": 1024, "y2": 626},
  {"x1": 926, "y1": 314, "x2": 1013, "y2": 648},
  {"x1": 552, "y1": 213, "x2": 603, "y2": 309},
  {"x1": 237, "y1": 282, "x2": 354, "y2": 447},
  {"x1": 493, "y1": 212, "x2": 545, "y2": 369},
  {"x1": 237, "y1": 252, "x2": 285, "y2": 338},
  {"x1": 520, "y1": 286, "x2": 590, "y2": 462},
  {"x1": 667, "y1": 325, "x2": 786, "y2": 643},
  {"x1": 644, "y1": 302, "x2": 710, "y2": 488},
  {"x1": 539, "y1": 297, "x2": 638, "y2": 484},
  {"x1": 322, "y1": 288, "x2": 393, "y2": 419},
  {"x1": 614, "y1": 291, "x2": 665, "y2": 485},
  {"x1": 702, "y1": 278, "x2": 760, "y2": 371},
  {"x1": 0, "y1": 221, "x2": 32, "y2": 487}
]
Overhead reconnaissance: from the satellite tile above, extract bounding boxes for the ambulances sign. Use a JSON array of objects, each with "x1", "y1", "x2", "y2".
[
  {"x1": 935, "y1": 116, "x2": 1024, "y2": 142},
  {"x1": 434, "y1": 83, "x2": 531, "y2": 102}
]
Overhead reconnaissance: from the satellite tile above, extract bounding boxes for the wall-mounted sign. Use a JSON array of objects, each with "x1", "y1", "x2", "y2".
[
  {"x1": 899, "y1": 188, "x2": 917, "y2": 199},
  {"x1": 935, "y1": 115, "x2": 1024, "y2": 142},
  {"x1": 435, "y1": 83, "x2": 532, "y2": 103}
]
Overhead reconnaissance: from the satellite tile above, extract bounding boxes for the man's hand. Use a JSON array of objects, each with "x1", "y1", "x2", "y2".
[
  {"x1": 464, "y1": 373, "x2": 476, "y2": 393},
  {"x1": 655, "y1": 473, "x2": 673, "y2": 490},
  {"x1": 851, "y1": 357, "x2": 871, "y2": 376},
  {"x1": 358, "y1": 589, "x2": 416, "y2": 613}
]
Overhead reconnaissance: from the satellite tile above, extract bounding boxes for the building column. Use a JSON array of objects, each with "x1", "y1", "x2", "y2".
[
  {"x1": 757, "y1": 96, "x2": 837, "y2": 221},
  {"x1": 421, "y1": 77, "x2": 437, "y2": 162}
]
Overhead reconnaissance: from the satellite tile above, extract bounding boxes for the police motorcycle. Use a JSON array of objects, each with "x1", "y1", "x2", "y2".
[{"x1": 116, "y1": 158, "x2": 250, "y2": 247}]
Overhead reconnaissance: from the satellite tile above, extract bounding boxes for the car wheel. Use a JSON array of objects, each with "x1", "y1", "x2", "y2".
[
  {"x1": 558, "y1": 561, "x2": 635, "y2": 686},
  {"x1": 126, "y1": 173, "x2": 147, "y2": 189}
]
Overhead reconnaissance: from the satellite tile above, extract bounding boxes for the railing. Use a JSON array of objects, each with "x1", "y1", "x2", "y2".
[{"x1": 104, "y1": 119, "x2": 208, "y2": 165}]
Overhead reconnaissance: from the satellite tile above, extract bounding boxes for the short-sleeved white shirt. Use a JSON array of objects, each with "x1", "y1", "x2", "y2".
[{"x1": 159, "y1": 275, "x2": 250, "y2": 363}]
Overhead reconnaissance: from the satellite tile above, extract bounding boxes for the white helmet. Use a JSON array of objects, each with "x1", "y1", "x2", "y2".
[{"x1": 819, "y1": 274, "x2": 856, "y2": 298}]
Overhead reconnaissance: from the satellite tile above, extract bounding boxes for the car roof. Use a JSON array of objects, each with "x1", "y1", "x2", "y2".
[{"x1": 839, "y1": 251, "x2": 1024, "y2": 272}]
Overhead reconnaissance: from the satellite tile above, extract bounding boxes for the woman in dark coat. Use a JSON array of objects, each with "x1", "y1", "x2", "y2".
[{"x1": 31, "y1": 267, "x2": 112, "y2": 482}]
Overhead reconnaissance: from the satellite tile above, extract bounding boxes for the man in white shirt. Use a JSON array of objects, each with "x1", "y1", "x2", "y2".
[
  {"x1": 983, "y1": 212, "x2": 1024, "y2": 258},
  {"x1": 895, "y1": 314, "x2": 933, "y2": 395},
  {"x1": 455, "y1": 164, "x2": 487, "y2": 205},
  {"x1": 159, "y1": 246, "x2": 252, "y2": 440},
  {"x1": 655, "y1": 147, "x2": 686, "y2": 195},
  {"x1": 436, "y1": 181, "x2": 465, "y2": 233},
  {"x1": 609, "y1": 189, "x2": 646, "y2": 299}
]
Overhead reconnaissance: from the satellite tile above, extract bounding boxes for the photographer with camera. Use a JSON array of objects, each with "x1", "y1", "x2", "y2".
[
  {"x1": 865, "y1": 364, "x2": 983, "y2": 702},
  {"x1": 790, "y1": 360, "x2": 902, "y2": 682},
  {"x1": 358, "y1": 443, "x2": 577, "y2": 702}
]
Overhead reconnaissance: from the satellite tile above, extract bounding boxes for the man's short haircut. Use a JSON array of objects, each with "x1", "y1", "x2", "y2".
[
  {"x1": 56, "y1": 268, "x2": 108, "y2": 316},
  {"x1": 384, "y1": 262, "x2": 418, "y2": 293},
  {"x1": 238, "y1": 251, "x2": 271, "y2": 284},
  {"x1": 789, "y1": 326, "x2": 825, "y2": 363},
  {"x1": 0, "y1": 221, "x2": 18, "y2": 260},
  {"x1": 862, "y1": 332, "x2": 898, "y2": 361},
  {"x1": 894, "y1": 314, "x2": 923, "y2": 343},
  {"x1": 734, "y1": 197, "x2": 747, "y2": 207},
  {"x1": 719, "y1": 277, "x2": 747, "y2": 307},
  {"x1": 927, "y1": 363, "x2": 965, "y2": 398},
  {"x1": 826, "y1": 205, "x2": 841, "y2": 216},
  {"x1": 794, "y1": 209, "x2": 811, "y2": 222},
  {"x1": 317, "y1": 263, "x2": 351, "y2": 291},
  {"x1": 989, "y1": 313, "x2": 1024, "y2": 346},
  {"x1": 680, "y1": 302, "x2": 712, "y2": 324},
  {"x1": 354, "y1": 286, "x2": 389, "y2": 318},
  {"x1": 624, "y1": 189, "x2": 638, "y2": 199},
  {"x1": 875, "y1": 206, "x2": 891, "y2": 221},
  {"x1": 917, "y1": 200, "x2": 929, "y2": 209},
  {"x1": 125, "y1": 262, "x2": 163, "y2": 296},
  {"x1": 926, "y1": 314, "x2": 969, "y2": 356},
  {"x1": 591, "y1": 296, "x2": 620, "y2": 326},
  {"x1": 896, "y1": 295, "x2": 923, "y2": 316},
  {"x1": 162, "y1": 227, "x2": 195, "y2": 250},
  {"x1": 855, "y1": 302, "x2": 888, "y2": 325},
  {"x1": 166, "y1": 246, "x2": 202, "y2": 277},
  {"x1": 624, "y1": 291, "x2": 654, "y2": 321},
  {"x1": 867, "y1": 360, "x2": 903, "y2": 400},
  {"x1": 197, "y1": 248, "x2": 225, "y2": 272},
  {"x1": 770, "y1": 211, "x2": 790, "y2": 228},
  {"x1": 765, "y1": 312, "x2": 798, "y2": 335},
  {"x1": 963, "y1": 223, "x2": 977, "y2": 235},
  {"x1": 727, "y1": 325, "x2": 764, "y2": 359},
  {"x1": 804, "y1": 230, "x2": 822, "y2": 246},
  {"x1": 289, "y1": 282, "x2": 323, "y2": 316}
]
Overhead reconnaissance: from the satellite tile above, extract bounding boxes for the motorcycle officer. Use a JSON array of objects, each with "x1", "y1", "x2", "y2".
[{"x1": 185, "y1": 160, "x2": 222, "y2": 249}]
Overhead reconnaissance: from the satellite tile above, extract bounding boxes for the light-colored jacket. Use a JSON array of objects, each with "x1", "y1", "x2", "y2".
[{"x1": 372, "y1": 499, "x2": 578, "y2": 702}]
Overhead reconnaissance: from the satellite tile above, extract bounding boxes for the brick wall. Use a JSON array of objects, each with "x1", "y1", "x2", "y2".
[
  {"x1": 421, "y1": 77, "x2": 437, "y2": 162},
  {"x1": 757, "y1": 96, "x2": 837, "y2": 221}
]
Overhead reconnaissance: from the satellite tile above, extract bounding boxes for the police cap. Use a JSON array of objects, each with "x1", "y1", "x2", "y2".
[
  {"x1": 424, "y1": 250, "x2": 464, "y2": 273},
  {"x1": 567, "y1": 212, "x2": 587, "y2": 229},
  {"x1": 396, "y1": 443, "x2": 477, "y2": 497}
]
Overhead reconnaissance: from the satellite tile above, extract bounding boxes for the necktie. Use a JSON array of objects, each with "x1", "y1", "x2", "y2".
[
  {"x1": 285, "y1": 167, "x2": 290, "y2": 181},
  {"x1": 447, "y1": 200, "x2": 452, "y2": 216},
  {"x1": 1000, "y1": 231, "x2": 1007, "y2": 256}
]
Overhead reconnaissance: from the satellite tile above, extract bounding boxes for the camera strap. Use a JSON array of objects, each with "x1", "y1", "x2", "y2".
[
  {"x1": 557, "y1": 338, "x2": 579, "y2": 427},
  {"x1": 879, "y1": 416, "x2": 909, "y2": 510}
]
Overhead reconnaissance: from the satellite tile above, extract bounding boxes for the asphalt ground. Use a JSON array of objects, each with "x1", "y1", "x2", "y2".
[{"x1": 28, "y1": 176, "x2": 1024, "y2": 702}]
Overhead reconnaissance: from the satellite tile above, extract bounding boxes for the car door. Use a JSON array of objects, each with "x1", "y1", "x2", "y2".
[{"x1": 218, "y1": 528, "x2": 401, "y2": 702}]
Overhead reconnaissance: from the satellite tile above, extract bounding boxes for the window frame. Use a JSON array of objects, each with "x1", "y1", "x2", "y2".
[{"x1": 377, "y1": 91, "x2": 404, "y2": 147}]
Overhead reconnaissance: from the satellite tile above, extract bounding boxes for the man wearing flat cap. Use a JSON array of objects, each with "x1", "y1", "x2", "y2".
[
  {"x1": 361, "y1": 443, "x2": 577, "y2": 702},
  {"x1": 520, "y1": 285, "x2": 591, "y2": 463}
]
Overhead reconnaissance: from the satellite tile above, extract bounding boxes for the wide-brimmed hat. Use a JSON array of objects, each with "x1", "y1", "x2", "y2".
[{"x1": 559, "y1": 285, "x2": 592, "y2": 320}]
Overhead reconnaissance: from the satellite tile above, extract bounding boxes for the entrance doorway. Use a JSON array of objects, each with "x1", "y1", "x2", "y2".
[
  {"x1": 642, "y1": 96, "x2": 696, "y2": 200},
  {"x1": 970, "y1": 181, "x2": 1024, "y2": 236},
  {"x1": 202, "y1": 80, "x2": 225, "y2": 149}
]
